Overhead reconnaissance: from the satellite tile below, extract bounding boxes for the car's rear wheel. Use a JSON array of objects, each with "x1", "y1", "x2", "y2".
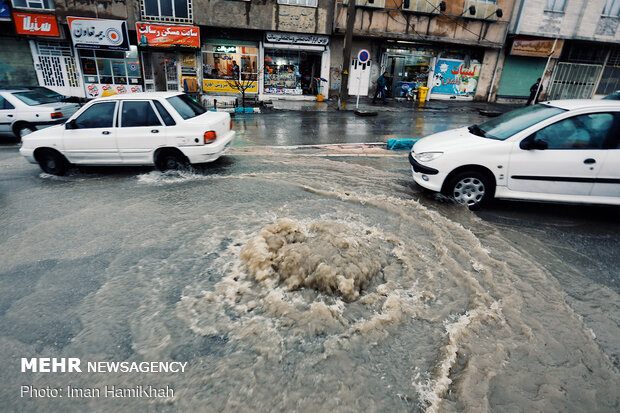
[
  {"x1": 36, "y1": 149, "x2": 68, "y2": 176},
  {"x1": 15, "y1": 124, "x2": 36, "y2": 139},
  {"x1": 445, "y1": 171, "x2": 493, "y2": 210},
  {"x1": 156, "y1": 151, "x2": 189, "y2": 171}
]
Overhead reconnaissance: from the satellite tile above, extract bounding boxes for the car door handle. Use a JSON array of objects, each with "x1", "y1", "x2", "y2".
[
  {"x1": 7, "y1": 114, "x2": 13, "y2": 117},
  {"x1": 151, "y1": 129, "x2": 159, "y2": 133},
  {"x1": 583, "y1": 158, "x2": 596, "y2": 164},
  {"x1": 102, "y1": 131, "x2": 110, "y2": 135}
]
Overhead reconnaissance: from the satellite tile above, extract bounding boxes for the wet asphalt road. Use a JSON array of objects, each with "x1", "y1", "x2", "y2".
[{"x1": 0, "y1": 109, "x2": 619, "y2": 411}]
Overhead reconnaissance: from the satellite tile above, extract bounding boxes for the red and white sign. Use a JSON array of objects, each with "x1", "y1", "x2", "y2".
[
  {"x1": 68, "y1": 17, "x2": 130, "y2": 50},
  {"x1": 136, "y1": 23, "x2": 200, "y2": 48},
  {"x1": 13, "y1": 12, "x2": 59, "y2": 37}
]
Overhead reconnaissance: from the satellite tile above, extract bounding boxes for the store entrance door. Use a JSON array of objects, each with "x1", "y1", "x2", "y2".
[
  {"x1": 142, "y1": 52, "x2": 179, "y2": 92},
  {"x1": 386, "y1": 54, "x2": 431, "y2": 98}
]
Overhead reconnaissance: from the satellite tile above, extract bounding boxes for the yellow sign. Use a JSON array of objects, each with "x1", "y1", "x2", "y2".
[{"x1": 203, "y1": 79, "x2": 258, "y2": 93}]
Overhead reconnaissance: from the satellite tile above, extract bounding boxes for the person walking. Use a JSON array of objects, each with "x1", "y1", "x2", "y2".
[
  {"x1": 372, "y1": 72, "x2": 389, "y2": 104},
  {"x1": 527, "y1": 78, "x2": 543, "y2": 105}
]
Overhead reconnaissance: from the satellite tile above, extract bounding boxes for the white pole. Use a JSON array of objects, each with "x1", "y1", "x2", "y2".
[
  {"x1": 536, "y1": 38, "x2": 557, "y2": 102},
  {"x1": 356, "y1": 73, "x2": 361, "y2": 109}
]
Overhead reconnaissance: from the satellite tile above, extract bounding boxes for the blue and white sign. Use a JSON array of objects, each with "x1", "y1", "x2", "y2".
[
  {"x1": 0, "y1": 0, "x2": 10, "y2": 21},
  {"x1": 358, "y1": 49, "x2": 370, "y2": 64},
  {"x1": 430, "y1": 59, "x2": 481, "y2": 97}
]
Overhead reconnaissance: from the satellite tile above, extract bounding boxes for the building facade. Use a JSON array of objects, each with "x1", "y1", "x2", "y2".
[
  {"x1": 330, "y1": 0, "x2": 515, "y2": 101},
  {"x1": 494, "y1": 0, "x2": 620, "y2": 102}
]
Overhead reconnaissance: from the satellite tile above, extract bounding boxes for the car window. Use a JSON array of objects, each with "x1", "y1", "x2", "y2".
[
  {"x1": 74, "y1": 102, "x2": 116, "y2": 129},
  {"x1": 153, "y1": 100, "x2": 176, "y2": 126},
  {"x1": 12, "y1": 91, "x2": 57, "y2": 106},
  {"x1": 477, "y1": 104, "x2": 566, "y2": 140},
  {"x1": 533, "y1": 113, "x2": 614, "y2": 149},
  {"x1": 0, "y1": 96, "x2": 15, "y2": 110},
  {"x1": 166, "y1": 94, "x2": 206, "y2": 120},
  {"x1": 121, "y1": 101, "x2": 161, "y2": 128}
]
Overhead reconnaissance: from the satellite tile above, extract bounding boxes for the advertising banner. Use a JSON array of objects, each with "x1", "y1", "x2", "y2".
[
  {"x1": 0, "y1": 0, "x2": 10, "y2": 21},
  {"x1": 85, "y1": 83, "x2": 143, "y2": 99},
  {"x1": 430, "y1": 59, "x2": 480, "y2": 97},
  {"x1": 13, "y1": 12, "x2": 59, "y2": 37},
  {"x1": 203, "y1": 79, "x2": 257, "y2": 94},
  {"x1": 68, "y1": 17, "x2": 130, "y2": 50},
  {"x1": 511, "y1": 36, "x2": 563, "y2": 59},
  {"x1": 136, "y1": 23, "x2": 200, "y2": 48}
]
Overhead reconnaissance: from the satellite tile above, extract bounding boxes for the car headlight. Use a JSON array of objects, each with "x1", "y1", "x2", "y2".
[{"x1": 413, "y1": 152, "x2": 443, "y2": 162}]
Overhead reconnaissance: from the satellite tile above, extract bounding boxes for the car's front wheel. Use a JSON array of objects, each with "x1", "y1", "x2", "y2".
[
  {"x1": 36, "y1": 149, "x2": 69, "y2": 176},
  {"x1": 444, "y1": 171, "x2": 494, "y2": 210}
]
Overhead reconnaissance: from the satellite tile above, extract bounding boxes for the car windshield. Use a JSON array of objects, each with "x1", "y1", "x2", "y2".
[
  {"x1": 471, "y1": 104, "x2": 566, "y2": 140},
  {"x1": 12, "y1": 91, "x2": 58, "y2": 106},
  {"x1": 166, "y1": 94, "x2": 206, "y2": 120},
  {"x1": 602, "y1": 91, "x2": 620, "y2": 100}
]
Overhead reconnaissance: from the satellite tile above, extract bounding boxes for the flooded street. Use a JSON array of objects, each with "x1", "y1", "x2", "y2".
[{"x1": 0, "y1": 110, "x2": 618, "y2": 412}]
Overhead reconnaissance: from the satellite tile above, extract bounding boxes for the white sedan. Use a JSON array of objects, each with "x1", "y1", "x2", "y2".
[
  {"x1": 410, "y1": 100, "x2": 620, "y2": 209},
  {"x1": 20, "y1": 92, "x2": 235, "y2": 175}
]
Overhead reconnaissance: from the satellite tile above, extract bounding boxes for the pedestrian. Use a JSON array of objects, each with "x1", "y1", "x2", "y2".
[
  {"x1": 527, "y1": 78, "x2": 543, "y2": 105},
  {"x1": 231, "y1": 60, "x2": 240, "y2": 80},
  {"x1": 372, "y1": 71, "x2": 389, "y2": 104}
]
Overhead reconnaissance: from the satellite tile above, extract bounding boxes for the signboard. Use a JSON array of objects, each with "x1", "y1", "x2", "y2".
[
  {"x1": 136, "y1": 23, "x2": 200, "y2": 48},
  {"x1": 68, "y1": 17, "x2": 129, "y2": 50},
  {"x1": 0, "y1": 0, "x2": 10, "y2": 21},
  {"x1": 13, "y1": 13, "x2": 59, "y2": 37},
  {"x1": 203, "y1": 79, "x2": 257, "y2": 94},
  {"x1": 358, "y1": 49, "x2": 370, "y2": 63},
  {"x1": 85, "y1": 83, "x2": 142, "y2": 99},
  {"x1": 430, "y1": 59, "x2": 480, "y2": 97},
  {"x1": 265, "y1": 32, "x2": 328, "y2": 46},
  {"x1": 511, "y1": 36, "x2": 563, "y2": 59},
  {"x1": 215, "y1": 45, "x2": 237, "y2": 53}
]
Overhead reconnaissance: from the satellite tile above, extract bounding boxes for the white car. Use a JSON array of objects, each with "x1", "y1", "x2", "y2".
[
  {"x1": 0, "y1": 90, "x2": 80, "y2": 139},
  {"x1": 20, "y1": 92, "x2": 235, "y2": 175},
  {"x1": 410, "y1": 100, "x2": 620, "y2": 209}
]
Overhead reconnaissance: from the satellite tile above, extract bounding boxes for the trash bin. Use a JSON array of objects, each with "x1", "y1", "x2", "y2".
[{"x1": 418, "y1": 86, "x2": 429, "y2": 103}]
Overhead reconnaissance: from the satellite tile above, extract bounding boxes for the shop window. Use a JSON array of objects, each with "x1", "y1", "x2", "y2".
[
  {"x1": 141, "y1": 0, "x2": 192, "y2": 23},
  {"x1": 602, "y1": 0, "x2": 619, "y2": 16},
  {"x1": 202, "y1": 45, "x2": 258, "y2": 81},
  {"x1": 278, "y1": 0, "x2": 318, "y2": 6},
  {"x1": 545, "y1": 0, "x2": 565, "y2": 12},
  {"x1": 11, "y1": 0, "x2": 54, "y2": 10},
  {"x1": 79, "y1": 46, "x2": 143, "y2": 86},
  {"x1": 264, "y1": 49, "x2": 322, "y2": 96}
]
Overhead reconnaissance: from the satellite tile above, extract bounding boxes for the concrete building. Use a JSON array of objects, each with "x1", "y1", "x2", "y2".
[
  {"x1": 330, "y1": 0, "x2": 516, "y2": 101},
  {"x1": 2, "y1": 0, "x2": 335, "y2": 101},
  {"x1": 494, "y1": 0, "x2": 620, "y2": 102}
]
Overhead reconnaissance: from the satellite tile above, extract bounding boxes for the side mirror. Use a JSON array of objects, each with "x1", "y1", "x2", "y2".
[
  {"x1": 65, "y1": 119, "x2": 77, "y2": 129},
  {"x1": 520, "y1": 135, "x2": 548, "y2": 150}
]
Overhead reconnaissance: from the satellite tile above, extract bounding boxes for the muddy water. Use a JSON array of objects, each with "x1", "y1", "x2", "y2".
[{"x1": 1, "y1": 154, "x2": 618, "y2": 412}]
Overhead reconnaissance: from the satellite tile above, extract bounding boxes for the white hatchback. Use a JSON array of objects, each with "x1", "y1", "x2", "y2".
[
  {"x1": 20, "y1": 92, "x2": 234, "y2": 175},
  {"x1": 410, "y1": 100, "x2": 620, "y2": 209}
]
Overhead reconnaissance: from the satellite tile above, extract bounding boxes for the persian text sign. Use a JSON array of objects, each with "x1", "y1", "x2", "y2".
[
  {"x1": 13, "y1": 13, "x2": 59, "y2": 37},
  {"x1": 511, "y1": 37, "x2": 563, "y2": 59},
  {"x1": 203, "y1": 79, "x2": 257, "y2": 94},
  {"x1": 68, "y1": 17, "x2": 129, "y2": 50},
  {"x1": 136, "y1": 23, "x2": 200, "y2": 48},
  {"x1": 430, "y1": 59, "x2": 480, "y2": 97},
  {"x1": 265, "y1": 32, "x2": 328, "y2": 46}
]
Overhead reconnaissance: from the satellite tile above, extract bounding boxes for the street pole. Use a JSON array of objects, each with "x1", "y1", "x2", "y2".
[
  {"x1": 338, "y1": 0, "x2": 356, "y2": 110},
  {"x1": 536, "y1": 38, "x2": 557, "y2": 102}
]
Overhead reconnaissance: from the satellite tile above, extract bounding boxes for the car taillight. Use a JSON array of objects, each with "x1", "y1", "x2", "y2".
[
  {"x1": 230, "y1": 120, "x2": 233, "y2": 129},
  {"x1": 50, "y1": 112, "x2": 63, "y2": 119},
  {"x1": 204, "y1": 131, "x2": 217, "y2": 144}
]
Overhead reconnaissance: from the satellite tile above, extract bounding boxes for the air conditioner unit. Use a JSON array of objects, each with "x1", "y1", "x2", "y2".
[
  {"x1": 463, "y1": 0, "x2": 499, "y2": 19},
  {"x1": 402, "y1": 0, "x2": 441, "y2": 13}
]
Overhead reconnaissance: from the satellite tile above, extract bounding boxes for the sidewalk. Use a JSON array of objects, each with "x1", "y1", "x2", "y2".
[{"x1": 263, "y1": 96, "x2": 520, "y2": 115}]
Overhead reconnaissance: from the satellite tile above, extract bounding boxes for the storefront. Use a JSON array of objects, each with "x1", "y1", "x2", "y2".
[
  {"x1": 68, "y1": 17, "x2": 142, "y2": 98},
  {"x1": 136, "y1": 22, "x2": 200, "y2": 93},
  {"x1": 202, "y1": 41, "x2": 258, "y2": 95},
  {"x1": 260, "y1": 32, "x2": 330, "y2": 100},
  {"x1": 383, "y1": 47, "x2": 436, "y2": 99}
]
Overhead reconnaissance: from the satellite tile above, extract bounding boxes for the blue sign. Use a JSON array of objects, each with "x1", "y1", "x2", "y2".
[
  {"x1": 0, "y1": 0, "x2": 10, "y2": 21},
  {"x1": 358, "y1": 49, "x2": 370, "y2": 64},
  {"x1": 430, "y1": 59, "x2": 480, "y2": 97}
]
